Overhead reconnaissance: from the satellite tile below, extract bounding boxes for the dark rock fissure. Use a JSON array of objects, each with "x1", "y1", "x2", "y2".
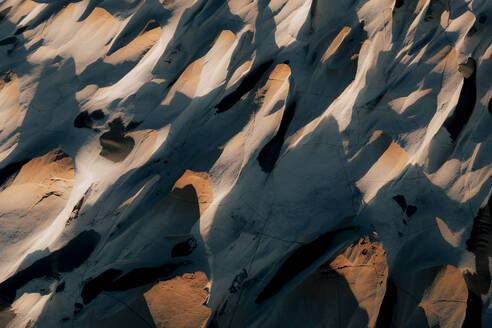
[
  {"x1": 0, "y1": 230, "x2": 101, "y2": 309},
  {"x1": 0, "y1": 37, "x2": 16, "y2": 46},
  {"x1": 257, "y1": 101, "x2": 296, "y2": 173},
  {"x1": 405, "y1": 205, "x2": 417, "y2": 217},
  {"x1": 392, "y1": 195, "x2": 407, "y2": 211},
  {"x1": 126, "y1": 120, "x2": 142, "y2": 131},
  {"x1": 99, "y1": 118, "x2": 135, "y2": 162},
  {"x1": 255, "y1": 226, "x2": 358, "y2": 304},
  {"x1": 444, "y1": 58, "x2": 477, "y2": 141},
  {"x1": 73, "y1": 111, "x2": 93, "y2": 129},
  {"x1": 0, "y1": 159, "x2": 29, "y2": 189},
  {"x1": 216, "y1": 60, "x2": 274, "y2": 113},
  {"x1": 89, "y1": 109, "x2": 105, "y2": 120},
  {"x1": 463, "y1": 196, "x2": 491, "y2": 328},
  {"x1": 171, "y1": 237, "x2": 197, "y2": 257},
  {"x1": 80, "y1": 262, "x2": 187, "y2": 305},
  {"x1": 0, "y1": 7, "x2": 11, "y2": 22},
  {"x1": 81, "y1": 269, "x2": 123, "y2": 304},
  {"x1": 375, "y1": 278, "x2": 398, "y2": 328}
]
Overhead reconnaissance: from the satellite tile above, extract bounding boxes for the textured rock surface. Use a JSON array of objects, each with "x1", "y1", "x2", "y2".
[{"x1": 0, "y1": 0, "x2": 491, "y2": 327}]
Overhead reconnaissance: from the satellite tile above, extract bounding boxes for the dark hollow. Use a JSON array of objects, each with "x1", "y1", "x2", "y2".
[
  {"x1": 0, "y1": 230, "x2": 100, "y2": 309},
  {"x1": 405, "y1": 205, "x2": 417, "y2": 217},
  {"x1": 257, "y1": 102, "x2": 296, "y2": 172},
  {"x1": 73, "y1": 111, "x2": 93, "y2": 129},
  {"x1": 0, "y1": 159, "x2": 29, "y2": 188},
  {"x1": 392, "y1": 195, "x2": 407, "y2": 211},
  {"x1": 126, "y1": 120, "x2": 142, "y2": 131},
  {"x1": 255, "y1": 226, "x2": 358, "y2": 304},
  {"x1": 0, "y1": 37, "x2": 16, "y2": 46},
  {"x1": 89, "y1": 109, "x2": 105, "y2": 120},
  {"x1": 216, "y1": 60, "x2": 274, "y2": 113},
  {"x1": 81, "y1": 269, "x2": 123, "y2": 304},
  {"x1": 444, "y1": 58, "x2": 477, "y2": 141},
  {"x1": 375, "y1": 278, "x2": 397, "y2": 328},
  {"x1": 171, "y1": 238, "x2": 197, "y2": 257}
]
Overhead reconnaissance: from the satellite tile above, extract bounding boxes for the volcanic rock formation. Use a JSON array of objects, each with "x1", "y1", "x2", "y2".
[{"x1": 0, "y1": 0, "x2": 491, "y2": 327}]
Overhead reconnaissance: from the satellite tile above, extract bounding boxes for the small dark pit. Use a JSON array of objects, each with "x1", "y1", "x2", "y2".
[
  {"x1": 89, "y1": 110, "x2": 105, "y2": 120},
  {"x1": 171, "y1": 238, "x2": 197, "y2": 257},
  {"x1": 405, "y1": 205, "x2": 417, "y2": 217},
  {"x1": 478, "y1": 14, "x2": 487, "y2": 24},
  {"x1": 126, "y1": 120, "x2": 142, "y2": 131},
  {"x1": 14, "y1": 26, "x2": 28, "y2": 35},
  {"x1": 55, "y1": 281, "x2": 65, "y2": 293},
  {"x1": 0, "y1": 37, "x2": 16, "y2": 46},
  {"x1": 73, "y1": 111, "x2": 93, "y2": 129},
  {"x1": 392, "y1": 195, "x2": 407, "y2": 211}
]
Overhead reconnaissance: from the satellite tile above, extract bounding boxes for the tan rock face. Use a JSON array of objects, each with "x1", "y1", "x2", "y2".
[
  {"x1": 389, "y1": 265, "x2": 468, "y2": 328},
  {"x1": 144, "y1": 271, "x2": 210, "y2": 328},
  {"x1": 0, "y1": 148, "x2": 74, "y2": 268},
  {"x1": 173, "y1": 170, "x2": 214, "y2": 215},
  {"x1": 261, "y1": 237, "x2": 388, "y2": 328}
]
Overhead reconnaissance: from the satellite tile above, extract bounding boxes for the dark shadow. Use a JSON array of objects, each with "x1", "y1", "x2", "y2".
[
  {"x1": 257, "y1": 102, "x2": 296, "y2": 173},
  {"x1": 444, "y1": 58, "x2": 477, "y2": 141},
  {"x1": 463, "y1": 196, "x2": 492, "y2": 328},
  {"x1": 216, "y1": 60, "x2": 274, "y2": 113},
  {"x1": 78, "y1": 58, "x2": 142, "y2": 88},
  {"x1": 0, "y1": 7, "x2": 11, "y2": 23},
  {"x1": 0, "y1": 306, "x2": 15, "y2": 328},
  {"x1": 99, "y1": 118, "x2": 135, "y2": 162},
  {"x1": 0, "y1": 230, "x2": 101, "y2": 310},
  {"x1": 81, "y1": 269, "x2": 123, "y2": 304},
  {"x1": 126, "y1": 120, "x2": 142, "y2": 131},
  {"x1": 80, "y1": 261, "x2": 187, "y2": 305},
  {"x1": 171, "y1": 237, "x2": 198, "y2": 258},
  {"x1": 74, "y1": 111, "x2": 93, "y2": 129},
  {"x1": 375, "y1": 279, "x2": 397, "y2": 328},
  {"x1": 107, "y1": 0, "x2": 170, "y2": 56},
  {"x1": 108, "y1": 183, "x2": 200, "y2": 241},
  {"x1": 255, "y1": 226, "x2": 358, "y2": 304},
  {"x1": 90, "y1": 109, "x2": 105, "y2": 120},
  {"x1": 0, "y1": 159, "x2": 29, "y2": 189}
]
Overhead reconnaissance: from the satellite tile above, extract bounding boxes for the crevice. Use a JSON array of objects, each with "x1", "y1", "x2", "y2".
[
  {"x1": 73, "y1": 111, "x2": 93, "y2": 129},
  {"x1": 216, "y1": 60, "x2": 274, "y2": 113},
  {"x1": 375, "y1": 278, "x2": 397, "y2": 328},
  {"x1": 99, "y1": 118, "x2": 135, "y2": 162},
  {"x1": 444, "y1": 58, "x2": 477, "y2": 141},
  {"x1": 89, "y1": 109, "x2": 105, "y2": 120},
  {"x1": 0, "y1": 230, "x2": 100, "y2": 310},
  {"x1": 257, "y1": 102, "x2": 296, "y2": 173},
  {"x1": 80, "y1": 262, "x2": 187, "y2": 305},
  {"x1": 81, "y1": 269, "x2": 123, "y2": 304},
  {"x1": 0, "y1": 37, "x2": 16, "y2": 46},
  {"x1": 255, "y1": 226, "x2": 358, "y2": 304},
  {"x1": 0, "y1": 7, "x2": 11, "y2": 22},
  {"x1": 0, "y1": 159, "x2": 29, "y2": 190},
  {"x1": 463, "y1": 196, "x2": 491, "y2": 328},
  {"x1": 171, "y1": 237, "x2": 197, "y2": 257}
]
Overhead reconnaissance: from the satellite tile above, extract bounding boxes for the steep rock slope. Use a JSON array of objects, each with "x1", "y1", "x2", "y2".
[{"x1": 0, "y1": 0, "x2": 491, "y2": 327}]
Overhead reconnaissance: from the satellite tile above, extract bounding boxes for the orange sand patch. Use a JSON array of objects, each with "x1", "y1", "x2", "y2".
[
  {"x1": 173, "y1": 170, "x2": 214, "y2": 215},
  {"x1": 144, "y1": 271, "x2": 210, "y2": 328}
]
